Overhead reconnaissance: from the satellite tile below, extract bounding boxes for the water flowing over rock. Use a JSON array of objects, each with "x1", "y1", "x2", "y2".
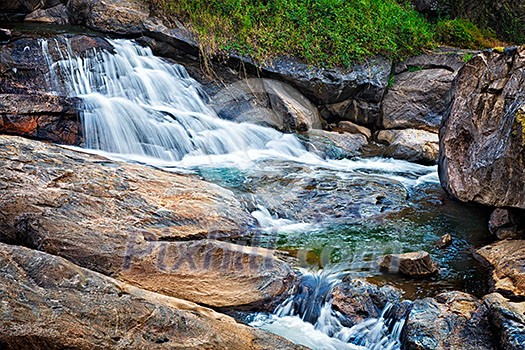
[
  {"x1": 403, "y1": 291, "x2": 496, "y2": 350},
  {"x1": 439, "y1": 46, "x2": 525, "y2": 209},
  {"x1": 0, "y1": 135, "x2": 297, "y2": 308},
  {"x1": 484, "y1": 293, "x2": 525, "y2": 349},
  {"x1": 475, "y1": 240, "x2": 525, "y2": 299},
  {"x1": 0, "y1": 242, "x2": 303, "y2": 350}
]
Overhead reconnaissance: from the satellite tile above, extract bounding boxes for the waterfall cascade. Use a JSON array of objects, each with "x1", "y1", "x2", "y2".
[{"x1": 41, "y1": 36, "x2": 424, "y2": 349}]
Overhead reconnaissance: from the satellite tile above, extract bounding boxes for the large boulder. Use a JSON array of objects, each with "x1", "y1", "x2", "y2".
[
  {"x1": 381, "y1": 50, "x2": 465, "y2": 132},
  {"x1": 475, "y1": 240, "x2": 525, "y2": 299},
  {"x1": 0, "y1": 135, "x2": 296, "y2": 308},
  {"x1": 0, "y1": 242, "x2": 302, "y2": 350},
  {"x1": 439, "y1": 47, "x2": 525, "y2": 209},
  {"x1": 376, "y1": 129, "x2": 439, "y2": 164},
  {"x1": 211, "y1": 78, "x2": 323, "y2": 132},
  {"x1": 403, "y1": 291, "x2": 496, "y2": 350},
  {"x1": 380, "y1": 251, "x2": 438, "y2": 277},
  {"x1": 488, "y1": 208, "x2": 524, "y2": 240},
  {"x1": 484, "y1": 293, "x2": 525, "y2": 349}
]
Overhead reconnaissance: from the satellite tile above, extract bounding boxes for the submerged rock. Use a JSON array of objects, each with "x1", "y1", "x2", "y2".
[
  {"x1": 0, "y1": 135, "x2": 297, "y2": 308},
  {"x1": 439, "y1": 46, "x2": 525, "y2": 209},
  {"x1": 475, "y1": 240, "x2": 525, "y2": 299},
  {"x1": 484, "y1": 293, "x2": 525, "y2": 349},
  {"x1": 403, "y1": 291, "x2": 496, "y2": 350},
  {"x1": 380, "y1": 251, "x2": 438, "y2": 277},
  {"x1": 0, "y1": 242, "x2": 302, "y2": 350},
  {"x1": 303, "y1": 129, "x2": 368, "y2": 157},
  {"x1": 376, "y1": 129, "x2": 439, "y2": 164}
]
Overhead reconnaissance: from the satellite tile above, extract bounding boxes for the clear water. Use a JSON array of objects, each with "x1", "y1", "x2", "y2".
[{"x1": 40, "y1": 36, "x2": 492, "y2": 348}]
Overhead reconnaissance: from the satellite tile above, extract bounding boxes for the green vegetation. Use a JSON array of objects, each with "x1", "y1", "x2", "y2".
[{"x1": 149, "y1": 0, "x2": 521, "y2": 68}]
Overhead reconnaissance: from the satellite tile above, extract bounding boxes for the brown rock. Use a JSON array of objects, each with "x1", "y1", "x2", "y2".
[
  {"x1": 483, "y1": 293, "x2": 525, "y2": 349},
  {"x1": 0, "y1": 93, "x2": 82, "y2": 145},
  {"x1": 25, "y1": 3, "x2": 69, "y2": 24},
  {"x1": 0, "y1": 242, "x2": 303, "y2": 350},
  {"x1": 439, "y1": 47, "x2": 525, "y2": 209},
  {"x1": 475, "y1": 240, "x2": 525, "y2": 299},
  {"x1": 322, "y1": 98, "x2": 381, "y2": 127},
  {"x1": 335, "y1": 120, "x2": 372, "y2": 139},
  {"x1": 403, "y1": 291, "x2": 496, "y2": 350},
  {"x1": 380, "y1": 251, "x2": 438, "y2": 277},
  {"x1": 488, "y1": 208, "x2": 524, "y2": 240},
  {"x1": 435, "y1": 233, "x2": 452, "y2": 248},
  {"x1": 376, "y1": 129, "x2": 439, "y2": 164},
  {"x1": 0, "y1": 135, "x2": 295, "y2": 308}
]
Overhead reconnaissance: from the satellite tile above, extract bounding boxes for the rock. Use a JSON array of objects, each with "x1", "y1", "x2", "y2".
[
  {"x1": 382, "y1": 51, "x2": 465, "y2": 132},
  {"x1": 0, "y1": 0, "x2": 64, "y2": 13},
  {"x1": 322, "y1": 98, "x2": 381, "y2": 127},
  {"x1": 211, "y1": 78, "x2": 323, "y2": 132},
  {"x1": 376, "y1": 129, "x2": 439, "y2": 164},
  {"x1": 302, "y1": 129, "x2": 368, "y2": 157},
  {"x1": 380, "y1": 251, "x2": 438, "y2": 277},
  {"x1": 403, "y1": 291, "x2": 496, "y2": 350},
  {"x1": 435, "y1": 233, "x2": 452, "y2": 248},
  {"x1": 439, "y1": 46, "x2": 525, "y2": 209},
  {"x1": 0, "y1": 242, "x2": 303, "y2": 350},
  {"x1": 141, "y1": 18, "x2": 199, "y2": 59},
  {"x1": 260, "y1": 56, "x2": 392, "y2": 105},
  {"x1": 484, "y1": 293, "x2": 525, "y2": 349},
  {"x1": 410, "y1": 0, "x2": 439, "y2": 14},
  {"x1": 25, "y1": 3, "x2": 69, "y2": 24},
  {"x1": 0, "y1": 28, "x2": 12, "y2": 42},
  {"x1": 68, "y1": 0, "x2": 149, "y2": 35},
  {"x1": 335, "y1": 121, "x2": 372, "y2": 140},
  {"x1": 0, "y1": 135, "x2": 296, "y2": 308},
  {"x1": 331, "y1": 278, "x2": 403, "y2": 326},
  {"x1": 488, "y1": 208, "x2": 524, "y2": 240},
  {"x1": 0, "y1": 93, "x2": 82, "y2": 144},
  {"x1": 475, "y1": 240, "x2": 525, "y2": 299}
]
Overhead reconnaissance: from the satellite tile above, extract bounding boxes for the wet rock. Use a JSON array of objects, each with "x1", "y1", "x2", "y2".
[
  {"x1": 68, "y1": 0, "x2": 149, "y2": 35},
  {"x1": 25, "y1": 3, "x2": 69, "y2": 24},
  {"x1": 211, "y1": 78, "x2": 323, "y2": 132},
  {"x1": 484, "y1": 293, "x2": 525, "y2": 349},
  {"x1": 475, "y1": 240, "x2": 525, "y2": 299},
  {"x1": 0, "y1": 28, "x2": 12, "y2": 42},
  {"x1": 488, "y1": 208, "x2": 524, "y2": 240},
  {"x1": 382, "y1": 51, "x2": 465, "y2": 132},
  {"x1": 376, "y1": 129, "x2": 439, "y2": 164},
  {"x1": 304, "y1": 129, "x2": 368, "y2": 157},
  {"x1": 335, "y1": 121, "x2": 372, "y2": 140},
  {"x1": 260, "y1": 56, "x2": 392, "y2": 105},
  {"x1": 331, "y1": 278, "x2": 403, "y2": 326},
  {"x1": 0, "y1": 135, "x2": 296, "y2": 308},
  {"x1": 0, "y1": 242, "x2": 302, "y2": 350},
  {"x1": 435, "y1": 233, "x2": 452, "y2": 248},
  {"x1": 380, "y1": 251, "x2": 438, "y2": 277},
  {"x1": 403, "y1": 291, "x2": 496, "y2": 350},
  {"x1": 439, "y1": 46, "x2": 525, "y2": 209},
  {"x1": 0, "y1": 93, "x2": 81, "y2": 144}
]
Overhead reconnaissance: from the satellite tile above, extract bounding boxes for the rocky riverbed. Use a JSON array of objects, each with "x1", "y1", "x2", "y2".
[{"x1": 1, "y1": 0, "x2": 525, "y2": 349}]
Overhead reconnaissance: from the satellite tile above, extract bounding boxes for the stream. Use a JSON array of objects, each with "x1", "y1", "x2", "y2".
[{"x1": 39, "y1": 34, "x2": 491, "y2": 349}]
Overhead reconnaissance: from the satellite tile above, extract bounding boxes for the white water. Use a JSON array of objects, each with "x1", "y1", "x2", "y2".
[{"x1": 42, "y1": 37, "x2": 423, "y2": 349}]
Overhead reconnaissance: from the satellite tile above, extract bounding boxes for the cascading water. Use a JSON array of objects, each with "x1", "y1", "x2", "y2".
[
  {"x1": 40, "y1": 36, "x2": 439, "y2": 349},
  {"x1": 250, "y1": 268, "x2": 410, "y2": 350}
]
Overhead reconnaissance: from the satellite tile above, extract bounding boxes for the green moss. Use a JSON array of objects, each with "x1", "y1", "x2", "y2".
[{"x1": 435, "y1": 18, "x2": 499, "y2": 49}]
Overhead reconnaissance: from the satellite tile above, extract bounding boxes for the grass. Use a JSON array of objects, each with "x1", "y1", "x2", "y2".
[{"x1": 147, "y1": 0, "x2": 516, "y2": 68}]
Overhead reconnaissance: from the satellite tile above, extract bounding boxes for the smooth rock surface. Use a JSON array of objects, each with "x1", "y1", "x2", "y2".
[
  {"x1": 0, "y1": 135, "x2": 296, "y2": 308},
  {"x1": 475, "y1": 240, "x2": 525, "y2": 299},
  {"x1": 0, "y1": 242, "x2": 302, "y2": 350},
  {"x1": 376, "y1": 129, "x2": 439, "y2": 164},
  {"x1": 211, "y1": 78, "x2": 323, "y2": 132},
  {"x1": 439, "y1": 46, "x2": 525, "y2": 209},
  {"x1": 380, "y1": 251, "x2": 438, "y2": 277},
  {"x1": 403, "y1": 291, "x2": 495, "y2": 350},
  {"x1": 484, "y1": 293, "x2": 525, "y2": 349},
  {"x1": 304, "y1": 129, "x2": 368, "y2": 157}
]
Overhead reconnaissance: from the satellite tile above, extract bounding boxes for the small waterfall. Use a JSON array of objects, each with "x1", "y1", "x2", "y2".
[
  {"x1": 251, "y1": 269, "x2": 410, "y2": 350},
  {"x1": 42, "y1": 37, "x2": 309, "y2": 163}
]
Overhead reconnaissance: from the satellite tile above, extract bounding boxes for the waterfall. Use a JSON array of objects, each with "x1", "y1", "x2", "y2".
[{"x1": 251, "y1": 269, "x2": 410, "y2": 350}]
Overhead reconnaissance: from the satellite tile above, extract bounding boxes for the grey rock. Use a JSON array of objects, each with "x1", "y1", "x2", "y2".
[
  {"x1": 376, "y1": 129, "x2": 439, "y2": 164},
  {"x1": 25, "y1": 3, "x2": 69, "y2": 24},
  {"x1": 484, "y1": 293, "x2": 525, "y2": 350}
]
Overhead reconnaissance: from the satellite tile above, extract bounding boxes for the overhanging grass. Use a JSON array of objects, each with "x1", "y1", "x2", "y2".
[{"x1": 157, "y1": 0, "x2": 435, "y2": 67}]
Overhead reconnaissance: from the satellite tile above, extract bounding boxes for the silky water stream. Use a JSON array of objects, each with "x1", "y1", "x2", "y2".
[{"x1": 41, "y1": 35, "x2": 491, "y2": 349}]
